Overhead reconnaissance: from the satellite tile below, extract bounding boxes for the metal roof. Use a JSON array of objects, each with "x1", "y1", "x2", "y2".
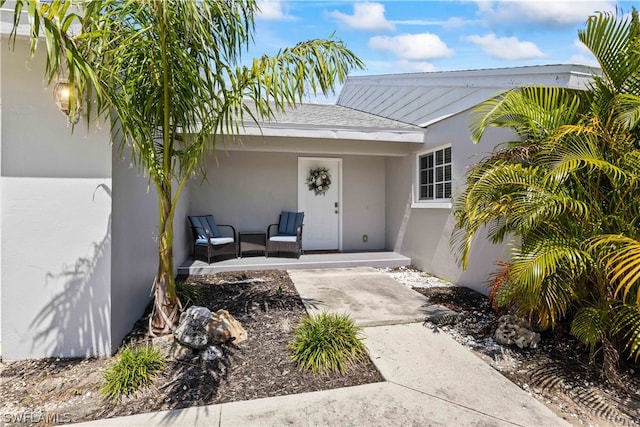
[{"x1": 337, "y1": 64, "x2": 599, "y2": 127}]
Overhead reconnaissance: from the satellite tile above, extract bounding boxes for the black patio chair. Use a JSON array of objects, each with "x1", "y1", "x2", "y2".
[
  {"x1": 266, "y1": 211, "x2": 304, "y2": 258},
  {"x1": 187, "y1": 215, "x2": 238, "y2": 263}
]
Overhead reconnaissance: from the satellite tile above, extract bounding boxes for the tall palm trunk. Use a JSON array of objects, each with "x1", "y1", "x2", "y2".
[
  {"x1": 149, "y1": 1, "x2": 180, "y2": 336},
  {"x1": 150, "y1": 180, "x2": 181, "y2": 335}
]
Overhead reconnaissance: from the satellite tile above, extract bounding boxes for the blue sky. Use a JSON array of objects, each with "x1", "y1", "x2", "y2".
[{"x1": 250, "y1": 0, "x2": 636, "y2": 100}]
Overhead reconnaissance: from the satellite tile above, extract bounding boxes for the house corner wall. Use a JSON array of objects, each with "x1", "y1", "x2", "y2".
[
  {"x1": 173, "y1": 173, "x2": 191, "y2": 271},
  {"x1": 385, "y1": 112, "x2": 512, "y2": 294},
  {"x1": 110, "y1": 144, "x2": 158, "y2": 353},
  {"x1": 1, "y1": 38, "x2": 113, "y2": 359}
]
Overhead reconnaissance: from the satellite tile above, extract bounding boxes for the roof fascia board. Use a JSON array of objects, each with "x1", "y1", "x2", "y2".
[
  {"x1": 215, "y1": 135, "x2": 417, "y2": 157},
  {"x1": 238, "y1": 123, "x2": 425, "y2": 144},
  {"x1": 341, "y1": 65, "x2": 598, "y2": 91}
]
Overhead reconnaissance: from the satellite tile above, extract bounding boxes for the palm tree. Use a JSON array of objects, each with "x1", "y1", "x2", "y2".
[
  {"x1": 4, "y1": 0, "x2": 364, "y2": 334},
  {"x1": 453, "y1": 9, "x2": 640, "y2": 371}
]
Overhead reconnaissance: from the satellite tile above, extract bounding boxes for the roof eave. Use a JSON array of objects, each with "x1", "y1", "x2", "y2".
[{"x1": 239, "y1": 124, "x2": 425, "y2": 143}]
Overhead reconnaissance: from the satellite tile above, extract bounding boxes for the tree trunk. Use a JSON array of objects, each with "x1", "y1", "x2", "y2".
[{"x1": 149, "y1": 183, "x2": 181, "y2": 336}]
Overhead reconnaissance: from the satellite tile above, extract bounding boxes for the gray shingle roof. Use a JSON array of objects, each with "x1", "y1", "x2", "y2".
[{"x1": 256, "y1": 102, "x2": 422, "y2": 131}]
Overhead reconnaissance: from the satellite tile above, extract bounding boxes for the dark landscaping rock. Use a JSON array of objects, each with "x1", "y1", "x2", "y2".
[
  {"x1": 174, "y1": 306, "x2": 212, "y2": 350},
  {"x1": 201, "y1": 345, "x2": 224, "y2": 361},
  {"x1": 494, "y1": 314, "x2": 541, "y2": 349}
]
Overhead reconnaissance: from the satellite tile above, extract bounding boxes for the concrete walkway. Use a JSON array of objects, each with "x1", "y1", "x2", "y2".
[{"x1": 77, "y1": 267, "x2": 569, "y2": 427}]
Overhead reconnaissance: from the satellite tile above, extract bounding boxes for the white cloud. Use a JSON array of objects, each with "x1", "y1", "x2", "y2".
[
  {"x1": 465, "y1": 33, "x2": 544, "y2": 60},
  {"x1": 475, "y1": 0, "x2": 616, "y2": 28},
  {"x1": 256, "y1": 0, "x2": 295, "y2": 21},
  {"x1": 568, "y1": 39, "x2": 599, "y2": 66},
  {"x1": 573, "y1": 38, "x2": 592, "y2": 55},
  {"x1": 394, "y1": 60, "x2": 438, "y2": 73},
  {"x1": 567, "y1": 54, "x2": 600, "y2": 67},
  {"x1": 328, "y1": 2, "x2": 395, "y2": 32},
  {"x1": 358, "y1": 59, "x2": 437, "y2": 75},
  {"x1": 442, "y1": 17, "x2": 474, "y2": 30},
  {"x1": 368, "y1": 33, "x2": 454, "y2": 60},
  {"x1": 390, "y1": 16, "x2": 476, "y2": 30}
]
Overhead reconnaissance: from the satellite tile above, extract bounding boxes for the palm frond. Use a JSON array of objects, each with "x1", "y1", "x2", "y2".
[
  {"x1": 571, "y1": 306, "x2": 611, "y2": 352},
  {"x1": 470, "y1": 86, "x2": 585, "y2": 144},
  {"x1": 618, "y1": 94, "x2": 640, "y2": 129},
  {"x1": 589, "y1": 235, "x2": 640, "y2": 308},
  {"x1": 613, "y1": 304, "x2": 640, "y2": 361},
  {"x1": 545, "y1": 130, "x2": 629, "y2": 184},
  {"x1": 579, "y1": 11, "x2": 640, "y2": 97}
]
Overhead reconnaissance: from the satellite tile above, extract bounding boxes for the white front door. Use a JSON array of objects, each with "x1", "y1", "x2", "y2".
[{"x1": 298, "y1": 157, "x2": 341, "y2": 251}]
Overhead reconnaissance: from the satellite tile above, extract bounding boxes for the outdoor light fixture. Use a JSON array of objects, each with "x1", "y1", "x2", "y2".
[
  {"x1": 53, "y1": 79, "x2": 82, "y2": 125},
  {"x1": 53, "y1": 80, "x2": 72, "y2": 115}
]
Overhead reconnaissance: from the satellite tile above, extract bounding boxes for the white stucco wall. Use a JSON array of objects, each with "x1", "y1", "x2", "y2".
[
  {"x1": 109, "y1": 149, "x2": 156, "y2": 353},
  {"x1": 342, "y1": 156, "x2": 385, "y2": 250},
  {"x1": 385, "y1": 111, "x2": 512, "y2": 294},
  {"x1": 2, "y1": 178, "x2": 112, "y2": 359},
  {"x1": 187, "y1": 147, "x2": 386, "y2": 251},
  {"x1": 173, "y1": 178, "x2": 192, "y2": 271},
  {"x1": 1, "y1": 38, "x2": 113, "y2": 359}
]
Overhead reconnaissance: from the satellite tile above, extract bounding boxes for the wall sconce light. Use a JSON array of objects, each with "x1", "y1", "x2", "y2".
[
  {"x1": 53, "y1": 80, "x2": 71, "y2": 115},
  {"x1": 53, "y1": 79, "x2": 81, "y2": 124}
]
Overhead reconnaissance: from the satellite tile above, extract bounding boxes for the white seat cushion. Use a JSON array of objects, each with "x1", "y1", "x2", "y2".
[
  {"x1": 269, "y1": 235, "x2": 297, "y2": 242},
  {"x1": 209, "y1": 237, "x2": 234, "y2": 245}
]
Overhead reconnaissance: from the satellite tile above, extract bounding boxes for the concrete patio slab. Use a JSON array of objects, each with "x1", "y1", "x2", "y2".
[
  {"x1": 178, "y1": 251, "x2": 411, "y2": 275},
  {"x1": 288, "y1": 266, "x2": 431, "y2": 326}
]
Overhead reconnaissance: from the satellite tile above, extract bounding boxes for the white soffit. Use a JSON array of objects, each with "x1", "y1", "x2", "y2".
[{"x1": 1, "y1": 2, "x2": 82, "y2": 37}]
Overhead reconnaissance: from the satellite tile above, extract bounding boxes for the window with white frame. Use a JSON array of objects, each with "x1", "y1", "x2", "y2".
[{"x1": 417, "y1": 145, "x2": 452, "y2": 202}]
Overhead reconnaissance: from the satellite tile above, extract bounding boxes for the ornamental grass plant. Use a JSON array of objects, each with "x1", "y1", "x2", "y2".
[
  {"x1": 100, "y1": 344, "x2": 166, "y2": 402},
  {"x1": 176, "y1": 280, "x2": 203, "y2": 308},
  {"x1": 289, "y1": 312, "x2": 367, "y2": 374}
]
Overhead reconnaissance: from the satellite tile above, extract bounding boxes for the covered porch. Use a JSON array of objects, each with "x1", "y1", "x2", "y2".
[{"x1": 178, "y1": 251, "x2": 410, "y2": 275}]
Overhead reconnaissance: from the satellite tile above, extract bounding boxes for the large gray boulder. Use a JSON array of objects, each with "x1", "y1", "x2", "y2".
[
  {"x1": 174, "y1": 306, "x2": 248, "y2": 350},
  {"x1": 174, "y1": 306, "x2": 212, "y2": 350}
]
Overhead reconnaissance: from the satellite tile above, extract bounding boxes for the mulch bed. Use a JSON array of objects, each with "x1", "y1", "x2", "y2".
[{"x1": 0, "y1": 270, "x2": 383, "y2": 426}]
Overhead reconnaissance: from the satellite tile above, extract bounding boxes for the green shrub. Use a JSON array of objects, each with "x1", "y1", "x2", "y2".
[
  {"x1": 288, "y1": 312, "x2": 367, "y2": 374},
  {"x1": 176, "y1": 280, "x2": 202, "y2": 308},
  {"x1": 100, "y1": 344, "x2": 166, "y2": 401}
]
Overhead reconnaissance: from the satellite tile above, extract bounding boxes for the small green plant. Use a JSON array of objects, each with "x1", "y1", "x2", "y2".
[
  {"x1": 288, "y1": 312, "x2": 367, "y2": 374},
  {"x1": 176, "y1": 280, "x2": 202, "y2": 308},
  {"x1": 100, "y1": 344, "x2": 166, "y2": 401}
]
